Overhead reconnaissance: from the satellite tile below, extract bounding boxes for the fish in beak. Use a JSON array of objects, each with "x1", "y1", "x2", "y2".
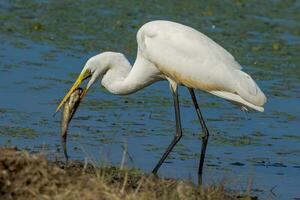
[
  {"x1": 55, "y1": 69, "x2": 92, "y2": 162},
  {"x1": 61, "y1": 87, "x2": 83, "y2": 162},
  {"x1": 55, "y1": 69, "x2": 92, "y2": 114}
]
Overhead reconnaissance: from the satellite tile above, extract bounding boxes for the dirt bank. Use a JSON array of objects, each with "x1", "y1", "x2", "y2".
[{"x1": 0, "y1": 147, "x2": 255, "y2": 200}]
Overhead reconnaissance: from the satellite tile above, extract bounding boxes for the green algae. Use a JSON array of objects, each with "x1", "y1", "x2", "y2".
[
  {"x1": 0, "y1": 126, "x2": 37, "y2": 138},
  {"x1": 0, "y1": 0, "x2": 299, "y2": 81},
  {"x1": 29, "y1": 84, "x2": 53, "y2": 91},
  {"x1": 0, "y1": 108, "x2": 15, "y2": 114},
  {"x1": 33, "y1": 76, "x2": 74, "y2": 84},
  {"x1": 212, "y1": 134, "x2": 259, "y2": 147},
  {"x1": 282, "y1": 134, "x2": 300, "y2": 142}
]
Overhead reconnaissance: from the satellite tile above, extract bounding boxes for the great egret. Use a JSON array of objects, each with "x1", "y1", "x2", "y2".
[{"x1": 55, "y1": 20, "x2": 267, "y2": 181}]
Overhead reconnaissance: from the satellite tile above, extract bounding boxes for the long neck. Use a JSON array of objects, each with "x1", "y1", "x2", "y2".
[{"x1": 100, "y1": 52, "x2": 161, "y2": 95}]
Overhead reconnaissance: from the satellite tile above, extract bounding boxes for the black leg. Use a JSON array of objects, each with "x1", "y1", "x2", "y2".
[
  {"x1": 152, "y1": 87, "x2": 182, "y2": 174},
  {"x1": 188, "y1": 88, "x2": 210, "y2": 185}
]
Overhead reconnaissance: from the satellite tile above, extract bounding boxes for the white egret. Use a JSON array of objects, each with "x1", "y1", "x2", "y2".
[{"x1": 55, "y1": 20, "x2": 267, "y2": 181}]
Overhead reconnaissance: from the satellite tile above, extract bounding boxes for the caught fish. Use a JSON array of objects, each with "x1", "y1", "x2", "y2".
[{"x1": 61, "y1": 87, "x2": 83, "y2": 162}]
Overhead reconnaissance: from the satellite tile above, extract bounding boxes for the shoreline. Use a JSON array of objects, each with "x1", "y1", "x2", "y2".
[{"x1": 0, "y1": 147, "x2": 256, "y2": 200}]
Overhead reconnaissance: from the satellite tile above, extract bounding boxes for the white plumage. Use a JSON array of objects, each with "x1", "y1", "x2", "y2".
[
  {"x1": 137, "y1": 21, "x2": 266, "y2": 111},
  {"x1": 56, "y1": 20, "x2": 267, "y2": 178},
  {"x1": 72, "y1": 20, "x2": 266, "y2": 112}
]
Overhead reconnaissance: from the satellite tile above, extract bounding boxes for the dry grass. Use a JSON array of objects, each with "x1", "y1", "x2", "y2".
[{"x1": 0, "y1": 147, "x2": 255, "y2": 200}]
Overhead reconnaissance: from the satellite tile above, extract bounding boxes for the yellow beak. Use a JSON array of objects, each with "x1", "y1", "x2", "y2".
[{"x1": 55, "y1": 70, "x2": 91, "y2": 114}]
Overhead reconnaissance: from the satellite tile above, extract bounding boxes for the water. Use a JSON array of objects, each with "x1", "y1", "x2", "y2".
[{"x1": 0, "y1": 0, "x2": 299, "y2": 199}]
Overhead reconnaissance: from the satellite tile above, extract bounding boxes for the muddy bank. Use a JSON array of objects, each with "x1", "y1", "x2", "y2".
[{"x1": 0, "y1": 147, "x2": 255, "y2": 200}]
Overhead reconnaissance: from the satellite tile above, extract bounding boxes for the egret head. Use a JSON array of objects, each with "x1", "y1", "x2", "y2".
[{"x1": 55, "y1": 54, "x2": 108, "y2": 114}]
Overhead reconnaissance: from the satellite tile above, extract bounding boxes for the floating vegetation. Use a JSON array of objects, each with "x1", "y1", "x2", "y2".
[
  {"x1": 31, "y1": 22, "x2": 44, "y2": 31},
  {"x1": 0, "y1": 108, "x2": 15, "y2": 114},
  {"x1": 212, "y1": 134, "x2": 258, "y2": 146},
  {"x1": 282, "y1": 134, "x2": 300, "y2": 142},
  {"x1": 33, "y1": 76, "x2": 73, "y2": 84},
  {"x1": 275, "y1": 149, "x2": 300, "y2": 156},
  {"x1": 144, "y1": 144, "x2": 165, "y2": 153},
  {"x1": 246, "y1": 157, "x2": 269, "y2": 165},
  {"x1": 29, "y1": 84, "x2": 53, "y2": 91},
  {"x1": 0, "y1": 126, "x2": 37, "y2": 139},
  {"x1": 272, "y1": 42, "x2": 284, "y2": 51}
]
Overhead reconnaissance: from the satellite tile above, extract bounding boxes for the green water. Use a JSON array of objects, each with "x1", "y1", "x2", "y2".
[{"x1": 0, "y1": 1, "x2": 299, "y2": 199}]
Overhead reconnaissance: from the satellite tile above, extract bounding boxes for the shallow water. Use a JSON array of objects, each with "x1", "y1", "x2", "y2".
[{"x1": 0, "y1": 0, "x2": 299, "y2": 199}]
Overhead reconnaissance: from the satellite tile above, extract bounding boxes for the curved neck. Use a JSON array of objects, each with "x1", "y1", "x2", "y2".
[{"x1": 100, "y1": 52, "x2": 161, "y2": 95}]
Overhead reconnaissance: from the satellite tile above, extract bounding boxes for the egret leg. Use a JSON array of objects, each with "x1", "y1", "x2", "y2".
[
  {"x1": 152, "y1": 88, "x2": 182, "y2": 174},
  {"x1": 188, "y1": 88, "x2": 209, "y2": 185}
]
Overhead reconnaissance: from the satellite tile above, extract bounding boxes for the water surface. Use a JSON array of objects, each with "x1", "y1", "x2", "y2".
[{"x1": 0, "y1": 1, "x2": 299, "y2": 199}]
